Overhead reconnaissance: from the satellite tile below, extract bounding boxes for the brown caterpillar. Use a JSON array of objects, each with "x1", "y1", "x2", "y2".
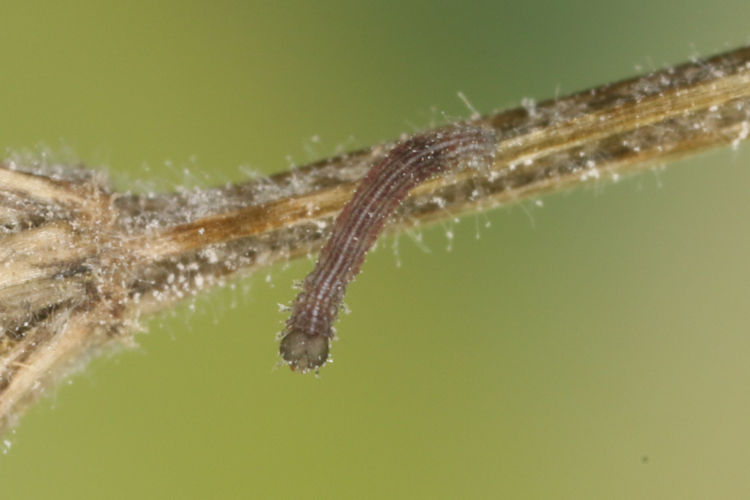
[{"x1": 280, "y1": 124, "x2": 497, "y2": 372}]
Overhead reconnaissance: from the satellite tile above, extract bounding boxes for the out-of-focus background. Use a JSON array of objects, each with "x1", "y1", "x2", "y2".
[{"x1": 2, "y1": 1, "x2": 749, "y2": 498}]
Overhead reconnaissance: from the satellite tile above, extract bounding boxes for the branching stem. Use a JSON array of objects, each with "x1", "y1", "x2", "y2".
[{"x1": 1, "y1": 46, "x2": 749, "y2": 434}]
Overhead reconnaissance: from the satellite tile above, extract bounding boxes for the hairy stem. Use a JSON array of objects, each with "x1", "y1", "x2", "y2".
[{"x1": 1, "y1": 46, "x2": 749, "y2": 434}]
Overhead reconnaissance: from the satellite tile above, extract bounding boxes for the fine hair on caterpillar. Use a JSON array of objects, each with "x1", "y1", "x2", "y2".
[{"x1": 279, "y1": 124, "x2": 497, "y2": 372}]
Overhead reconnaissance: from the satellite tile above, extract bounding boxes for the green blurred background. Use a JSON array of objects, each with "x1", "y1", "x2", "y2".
[{"x1": 2, "y1": 1, "x2": 750, "y2": 498}]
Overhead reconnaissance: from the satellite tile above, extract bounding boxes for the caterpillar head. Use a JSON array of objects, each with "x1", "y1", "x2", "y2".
[{"x1": 279, "y1": 330, "x2": 330, "y2": 372}]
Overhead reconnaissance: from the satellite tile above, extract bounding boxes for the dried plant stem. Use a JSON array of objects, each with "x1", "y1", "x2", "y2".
[{"x1": 1, "y1": 46, "x2": 749, "y2": 435}]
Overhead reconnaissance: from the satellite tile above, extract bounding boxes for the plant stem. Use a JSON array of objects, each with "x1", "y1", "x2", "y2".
[{"x1": 1, "y1": 46, "x2": 749, "y2": 434}]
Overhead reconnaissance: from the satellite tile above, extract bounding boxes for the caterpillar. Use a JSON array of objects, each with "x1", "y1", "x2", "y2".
[{"x1": 280, "y1": 124, "x2": 497, "y2": 372}]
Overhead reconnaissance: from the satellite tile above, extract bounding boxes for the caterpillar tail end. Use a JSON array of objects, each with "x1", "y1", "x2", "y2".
[{"x1": 279, "y1": 330, "x2": 330, "y2": 373}]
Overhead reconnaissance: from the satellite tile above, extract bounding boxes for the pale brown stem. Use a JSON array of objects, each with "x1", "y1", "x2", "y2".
[{"x1": 1, "y1": 46, "x2": 749, "y2": 435}]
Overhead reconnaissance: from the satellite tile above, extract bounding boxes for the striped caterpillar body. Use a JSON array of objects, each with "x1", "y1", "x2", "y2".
[{"x1": 280, "y1": 124, "x2": 497, "y2": 372}]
